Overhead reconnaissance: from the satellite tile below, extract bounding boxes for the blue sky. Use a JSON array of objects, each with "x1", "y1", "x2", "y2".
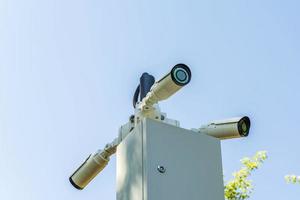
[{"x1": 0, "y1": 0, "x2": 299, "y2": 199}]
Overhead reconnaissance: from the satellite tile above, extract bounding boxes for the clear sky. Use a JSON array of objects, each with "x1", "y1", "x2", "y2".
[{"x1": 0, "y1": 0, "x2": 299, "y2": 199}]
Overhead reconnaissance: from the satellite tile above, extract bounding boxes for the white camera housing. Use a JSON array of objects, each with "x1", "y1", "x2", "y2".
[
  {"x1": 69, "y1": 150, "x2": 110, "y2": 190},
  {"x1": 140, "y1": 64, "x2": 191, "y2": 110},
  {"x1": 197, "y1": 116, "x2": 250, "y2": 140}
]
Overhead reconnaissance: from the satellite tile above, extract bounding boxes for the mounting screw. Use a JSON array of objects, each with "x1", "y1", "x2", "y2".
[{"x1": 157, "y1": 165, "x2": 166, "y2": 173}]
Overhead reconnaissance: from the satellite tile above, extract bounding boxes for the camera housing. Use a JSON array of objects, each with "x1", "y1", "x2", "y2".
[
  {"x1": 69, "y1": 150, "x2": 110, "y2": 190},
  {"x1": 140, "y1": 64, "x2": 191, "y2": 109},
  {"x1": 197, "y1": 116, "x2": 250, "y2": 140}
]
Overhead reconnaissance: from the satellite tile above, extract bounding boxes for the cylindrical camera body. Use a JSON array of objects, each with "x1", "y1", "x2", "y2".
[
  {"x1": 142, "y1": 64, "x2": 191, "y2": 107},
  {"x1": 69, "y1": 151, "x2": 109, "y2": 190},
  {"x1": 199, "y1": 116, "x2": 250, "y2": 140},
  {"x1": 151, "y1": 74, "x2": 182, "y2": 101}
]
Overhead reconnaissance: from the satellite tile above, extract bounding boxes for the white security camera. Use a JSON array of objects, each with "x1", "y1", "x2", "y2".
[
  {"x1": 140, "y1": 64, "x2": 191, "y2": 109},
  {"x1": 196, "y1": 116, "x2": 250, "y2": 140},
  {"x1": 69, "y1": 148, "x2": 113, "y2": 190}
]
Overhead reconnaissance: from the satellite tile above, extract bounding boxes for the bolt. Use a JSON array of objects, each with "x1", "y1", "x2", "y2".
[{"x1": 157, "y1": 165, "x2": 166, "y2": 173}]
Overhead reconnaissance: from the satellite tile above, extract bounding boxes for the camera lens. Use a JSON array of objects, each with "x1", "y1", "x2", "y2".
[
  {"x1": 171, "y1": 64, "x2": 191, "y2": 86},
  {"x1": 238, "y1": 116, "x2": 250, "y2": 137},
  {"x1": 174, "y1": 68, "x2": 188, "y2": 83},
  {"x1": 241, "y1": 122, "x2": 247, "y2": 132}
]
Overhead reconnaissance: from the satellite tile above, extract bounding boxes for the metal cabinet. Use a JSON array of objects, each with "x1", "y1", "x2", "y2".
[{"x1": 117, "y1": 118, "x2": 224, "y2": 200}]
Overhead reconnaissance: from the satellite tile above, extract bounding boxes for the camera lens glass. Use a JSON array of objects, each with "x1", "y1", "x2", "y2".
[
  {"x1": 238, "y1": 117, "x2": 250, "y2": 137},
  {"x1": 174, "y1": 68, "x2": 188, "y2": 83},
  {"x1": 241, "y1": 121, "x2": 247, "y2": 133}
]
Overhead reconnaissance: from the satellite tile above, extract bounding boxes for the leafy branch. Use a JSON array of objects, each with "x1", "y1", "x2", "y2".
[
  {"x1": 224, "y1": 151, "x2": 268, "y2": 200},
  {"x1": 285, "y1": 175, "x2": 300, "y2": 184}
]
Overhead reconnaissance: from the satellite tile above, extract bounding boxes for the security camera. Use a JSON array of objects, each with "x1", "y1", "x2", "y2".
[
  {"x1": 196, "y1": 116, "x2": 251, "y2": 140},
  {"x1": 69, "y1": 149, "x2": 112, "y2": 190},
  {"x1": 140, "y1": 64, "x2": 191, "y2": 109}
]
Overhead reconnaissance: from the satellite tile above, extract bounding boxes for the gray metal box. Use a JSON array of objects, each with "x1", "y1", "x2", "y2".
[{"x1": 116, "y1": 118, "x2": 224, "y2": 200}]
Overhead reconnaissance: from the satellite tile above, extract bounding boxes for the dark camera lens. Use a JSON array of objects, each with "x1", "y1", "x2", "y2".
[
  {"x1": 171, "y1": 64, "x2": 191, "y2": 86},
  {"x1": 175, "y1": 69, "x2": 187, "y2": 82},
  {"x1": 238, "y1": 116, "x2": 250, "y2": 137}
]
